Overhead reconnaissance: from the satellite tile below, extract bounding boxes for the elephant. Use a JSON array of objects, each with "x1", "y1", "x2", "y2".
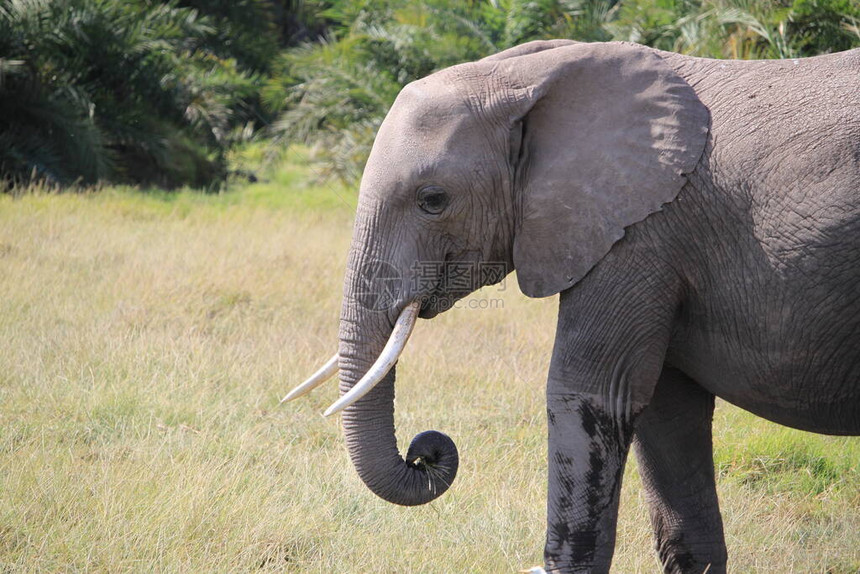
[{"x1": 286, "y1": 40, "x2": 860, "y2": 573}]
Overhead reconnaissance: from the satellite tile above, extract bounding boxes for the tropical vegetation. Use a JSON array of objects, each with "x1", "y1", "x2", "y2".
[{"x1": 1, "y1": 0, "x2": 858, "y2": 189}]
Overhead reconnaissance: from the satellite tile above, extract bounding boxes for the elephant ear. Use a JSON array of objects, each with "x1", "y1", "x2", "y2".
[{"x1": 488, "y1": 42, "x2": 709, "y2": 298}]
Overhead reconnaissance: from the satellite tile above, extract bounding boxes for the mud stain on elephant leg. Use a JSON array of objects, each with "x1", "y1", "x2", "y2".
[{"x1": 545, "y1": 396, "x2": 637, "y2": 568}]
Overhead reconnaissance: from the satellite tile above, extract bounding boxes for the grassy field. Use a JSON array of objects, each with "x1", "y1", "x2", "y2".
[{"x1": 1, "y1": 155, "x2": 858, "y2": 573}]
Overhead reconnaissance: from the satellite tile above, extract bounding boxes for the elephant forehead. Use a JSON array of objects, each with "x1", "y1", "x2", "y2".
[
  {"x1": 362, "y1": 85, "x2": 484, "y2": 193},
  {"x1": 382, "y1": 83, "x2": 472, "y2": 152},
  {"x1": 397, "y1": 72, "x2": 465, "y2": 119}
]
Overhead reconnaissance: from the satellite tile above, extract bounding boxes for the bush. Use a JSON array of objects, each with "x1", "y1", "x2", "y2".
[{"x1": 0, "y1": 0, "x2": 260, "y2": 190}]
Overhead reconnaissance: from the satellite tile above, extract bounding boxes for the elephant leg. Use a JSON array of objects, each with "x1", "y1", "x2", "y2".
[
  {"x1": 542, "y1": 227, "x2": 686, "y2": 573},
  {"x1": 633, "y1": 366, "x2": 726, "y2": 574},
  {"x1": 544, "y1": 391, "x2": 637, "y2": 573}
]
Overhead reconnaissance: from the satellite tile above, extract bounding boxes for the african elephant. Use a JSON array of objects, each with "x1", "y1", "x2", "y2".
[{"x1": 286, "y1": 40, "x2": 860, "y2": 573}]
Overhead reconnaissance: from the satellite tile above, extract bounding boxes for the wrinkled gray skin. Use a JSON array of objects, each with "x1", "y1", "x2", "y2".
[{"x1": 335, "y1": 40, "x2": 860, "y2": 573}]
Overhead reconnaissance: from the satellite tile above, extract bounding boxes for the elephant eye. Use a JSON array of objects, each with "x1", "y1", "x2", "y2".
[{"x1": 417, "y1": 185, "x2": 449, "y2": 215}]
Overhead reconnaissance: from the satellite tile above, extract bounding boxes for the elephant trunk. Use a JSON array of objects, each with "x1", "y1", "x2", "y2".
[{"x1": 337, "y1": 261, "x2": 458, "y2": 506}]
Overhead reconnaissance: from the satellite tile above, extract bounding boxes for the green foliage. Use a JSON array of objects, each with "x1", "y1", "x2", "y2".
[
  {"x1": 611, "y1": 0, "x2": 860, "y2": 58},
  {"x1": 503, "y1": 0, "x2": 618, "y2": 45},
  {"x1": 0, "y1": 0, "x2": 261, "y2": 189},
  {"x1": 175, "y1": 0, "x2": 280, "y2": 72},
  {"x1": 788, "y1": 0, "x2": 860, "y2": 54},
  {"x1": 265, "y1": 39, "x2": 400, "y2": 182}
]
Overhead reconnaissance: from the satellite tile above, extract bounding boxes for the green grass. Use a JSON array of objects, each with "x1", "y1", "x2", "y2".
[{"x1": 0, "y1": 156, "x2": 857, "y2": 572}]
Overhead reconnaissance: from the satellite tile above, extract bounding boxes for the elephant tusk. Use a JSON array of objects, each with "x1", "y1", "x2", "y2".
[
  {"x1": 324, "y1": 300, "x2": 420, "y2": 417},
  {"x1": 280, "y1": 354, "x2": 339, "y2": 403}
]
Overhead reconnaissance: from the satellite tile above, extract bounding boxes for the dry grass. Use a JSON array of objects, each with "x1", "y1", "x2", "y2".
[{"x1": 0, "y1": 174, "x2": 857, "y2": 572}]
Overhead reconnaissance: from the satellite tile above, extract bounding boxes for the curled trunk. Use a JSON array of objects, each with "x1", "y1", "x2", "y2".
[{"x1": 338, "y1": 298, "x2": 458, "y2": 506}]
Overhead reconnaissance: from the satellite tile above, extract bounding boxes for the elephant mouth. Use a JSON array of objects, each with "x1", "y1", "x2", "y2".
[
  {"x1": 417, "y1": 288, "x2": 466, "y2": 319},
  {"x1": 418, "y1": 283, "x2": 474, "y2": 319},
  {"x1": 416, "y1": 276, "x2": 446, "y2": 319},
  {"x1": 418, "y1": 297, "x2": 441, "y2": 319},
  {"x1": 416, "y1": 250, "x2": 484, "y2": 319}
]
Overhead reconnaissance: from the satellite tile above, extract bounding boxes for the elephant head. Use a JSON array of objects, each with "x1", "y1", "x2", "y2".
[{"x1": 287, "y1": 41, "x2": 708, "y2": 506}]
